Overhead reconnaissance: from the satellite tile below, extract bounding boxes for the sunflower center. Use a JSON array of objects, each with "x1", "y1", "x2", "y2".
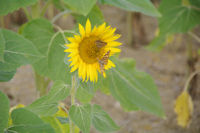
[{"x1": 79, "y1": 36, "x2": 104, "y2": 64}]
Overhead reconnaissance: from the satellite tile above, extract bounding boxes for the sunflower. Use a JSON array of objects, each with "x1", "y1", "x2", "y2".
[{"x1": 64, "y1": 19, "x2": 121, "y2": 82}]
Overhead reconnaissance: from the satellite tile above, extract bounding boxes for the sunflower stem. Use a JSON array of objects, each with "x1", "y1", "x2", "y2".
[
  {"x1": 40, "y1": 0, "x2": 52, "y2": 17},
  {"x1": 70, "y1": 75, "x2": 77, "y2": 133},
  {"x1": 31, "y1": 1, "x2": 40, "y2": 19},
  {"x1": 22, "y1": 7, "x2": 31, "y2": 20}
]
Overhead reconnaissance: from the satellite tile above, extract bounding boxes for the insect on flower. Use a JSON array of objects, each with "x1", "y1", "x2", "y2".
[{"x1": 64, "y1": 19, "x2": 121, "y2": 82}]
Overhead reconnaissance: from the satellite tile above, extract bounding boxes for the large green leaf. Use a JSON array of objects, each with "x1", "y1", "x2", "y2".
[
  {"x1": 47, "y1": 32, "x2": 71, "y2": 83},
  {"x1": 0, "y1": 30, "x2": 5, "y2": 61},
  {"x1": 22, "y1": 19, "x2": 71, "y2": 83},
  {"x1": 26, "y1": 81, "x2": 70, "y2": 116},
  {"x1": 7, "y1": 124, "x2": 55, "y2": 133},
  {"x1": 69, "y1": 104, "x2": 92, "y2": 133},
  {"x1": 100, "y1": 0, "x2": 160, "y2": 17},
  {"x1": 22, "y1": 18, "x2": 54, "y2": 76},
  {"x1": 0, "y1": 70, "x2": 16, "y2": 82},
  {"x1": 147, "y1": 0, "x2": 200, "y2": 51},
  {"x1": 8, "y1": 107, "x2": 55, "y2": 133},
  {"x1": 63, "y1": 0, "x2": 97, "y2": 16},
  {"x1": 0, "y1": 29, "x2": 42, "y2": 72},
  {"x1": 52, "y1": 0, "x2": 66, "y2": 11},
  {"x1": 74, "y1": 5, "x2": 104, "y2": 27},
  {"x1": 0, "y1": 0, "x2": 38, "y2": 15},
  {"x1": 11, "y1": 108, "x2": 44, "y2": 125},
  {"x1": 98, "y1": 58, "x2": 164, "y2": 117},
  {"x1": 189, "y1": 0, "x2": 200, "y2": 7},
  {"x1": 159, "y1": 0, "x2": 200, "y2": 34},
  {"x1": 0, "y1": 91, "x2": 9, "y2": 133},
  {"x1": 92, "y1": 104, "x2": 119, "y2": 132},
  {"x1": 76, "y1": 81, "x2": 97, "y2": 103},
  {"x1": 9, "y1": 108, "x2": 55, "y2": 133}
]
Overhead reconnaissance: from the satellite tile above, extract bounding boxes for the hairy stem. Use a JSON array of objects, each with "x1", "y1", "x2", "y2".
[
  {"x1": 22, "y1": 8, "x2": 31, "y2": 20},
  {"x1": 70, "y1": 75, "x2": 76, "y2": 133},
  {"x1": 31, "y1": 1, "x2": 40, "y2": 19},
  {"x1": 41, "y1": 0, "x2": 52, "y2": 17}
]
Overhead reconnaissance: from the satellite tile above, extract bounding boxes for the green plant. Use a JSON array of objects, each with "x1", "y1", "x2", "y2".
[{"x1": 0, "y1": 0, "x2": 164, "y2": 133}]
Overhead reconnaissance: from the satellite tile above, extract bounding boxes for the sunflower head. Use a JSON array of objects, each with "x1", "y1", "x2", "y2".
[{"x1": 65, "y1": 19, "x2": 121, "y2": 82}]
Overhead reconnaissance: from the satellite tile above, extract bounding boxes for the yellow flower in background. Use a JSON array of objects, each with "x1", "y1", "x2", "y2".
[
  {"x1": 174, "y1": 91, "x2": 193, "y2": 128},
  {"x1": 65, "y1": 19, "x2": 121, "y2": 82}
]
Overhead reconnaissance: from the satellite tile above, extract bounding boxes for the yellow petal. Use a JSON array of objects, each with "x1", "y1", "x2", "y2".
[
  {"x1": 105, "y1": 60, "x2": 115, "y2": 70},
  {"x1": 107, "y1": 41, "x2": 122, "y2": 47},
  {"x1": 85, "y1": 19, "x2": 91, "y2": 35},
  {"x1": 105, "y1": 48, "x2": 121, "y2": 56},
  {"x1": 96, "y1": 22, "x2": 106, "y2": 35},
  {"x1": 70, "y1": 64, "x2": 78, "y2": 72},
  {"x1": 67, "y1": 37, "x2": 76, "y2": 43},
  {"x1": 79, "y1": 24, "x2": 85, "y2": 37},
  {"x1": 104, "y1": 34, "x2": 121, "y2": 42},
  {"x1": 64, "y1": 48, "x2": 74, "y2": 52},
  {"x1": 65, "y1": 43, "x2": 78, "y2": 48},
  {"x1": 74, "y1": 35, "x2": 82, "y2": 43},
  {"x1": 102, "y1": 28, "x2": 116, "y2": 40}
]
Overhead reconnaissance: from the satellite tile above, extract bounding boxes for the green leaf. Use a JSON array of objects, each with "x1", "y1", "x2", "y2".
[
  {"x1": 22, "y1": 19, "x2": 71, "y2": 83},
  {"x1": 0, "y1": 29, "x2": 42, "y2": 72},
  {"x1": 159, "y1": 0, "x2": 200, "y2": 34},
  {"x1": 10, "y1": 108, "x2": 55, "y2": 133},
  {"x1": 22, "y1": 18, "x2": 54, "y2": 76},
  {"x1": 0, "y1": 30, "x2": 5, "y2": 61},
  {"x1": 26, "y1": 81, "x2": 70, "y2": 116},
  {"x1": 99, "y1": 58, "x2": 165, "y2": 117},
  {"x1": 69, "y1": 104, "x2": 92, "y2": 133},
  {"x1": 52, "y1": 0, "x2": 66, "y2": 11},
  {"x1": 0, "y1": 91, "x2": 9, "y2": 133},
  {"x1": 101, "y1": 0, "x2": 160, "y2": 17},
  {"x1": 7, "y1": 124, "x2": 55, "y2": 133},
  {"x1": 11, "y1": 108, "x2": 44, "y2": 125},
  {"x1": 189, "y1": 0, "x2": 200, "y2": 7},
  {"x1": 47, "y1": 32, "x2": 71, "y2": 83},
  {"x1": 92, "y1": 104, "x2": 120, "y2": 132},
  {"x1": 76, "y1": 81, "x2": 97, "y2": 103},
  {"x1": 74, "y1": 5, "x2": 104, "y2": 26},
  {"x1": 0, "y1": 70, "x2": 16, "y2": 82},
  {"x1": 0, "y1": 0, "x2": 38, "y2": 15},
  {"x1": 63, "y1": 0, "x2": 97, "y2": 16},
  {"x1": 147, "y1": 0, "x2": 200, "y2": 51}
]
